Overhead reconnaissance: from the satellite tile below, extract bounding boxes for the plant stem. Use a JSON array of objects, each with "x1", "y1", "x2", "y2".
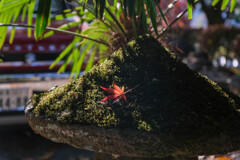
[{"x1": 0, "y1": 23, "x2": 110, "y2": 46}]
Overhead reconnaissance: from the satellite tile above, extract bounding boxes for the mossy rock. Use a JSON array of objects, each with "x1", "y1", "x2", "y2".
[{"x1": 25, "y1": 35, "x2": 240, "y2": 159}]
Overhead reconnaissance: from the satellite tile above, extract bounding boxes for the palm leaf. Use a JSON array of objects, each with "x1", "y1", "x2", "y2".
[
  {"x1": 35, "y1": 0, "x2": 52, "y2": 40},
  {"x1": 128, "y1": 0, "x2": 135, "y2": 18},
  {"x1": 156, "y1": 2, "x2": 168, "y2": 26},
  {"x1": 0, "y1": 10, "x2": 14, "y2": 48},
  {"x1": 71, "y1": 31, "x2": 82, "y2": 75},
  {"x1": 105, "y1": 7, "x2": 127, "y2": 36},
  {"x1": 145, "y1": 0, "x2": 158, "y2": 35},
  {"x1": 73, "y1": 41, "x2": 94, "y2": 78},
  {"x1": 94, "y1": 0, "x2": 99, "y2": 18},
  {"x1": 53, "y1": 12, "x2": 80, "y2": 21},
  {"x1": 57, "y1": 53, "x2": 73, "y2": 73},
  {"x1": 141, "y1": 5, "x2": 149, "y2": 34},
  {"x1": 21, "y1": 4, "x2": 28, "y2": 22},
  {"x1": 221, "y1": 0, "x2": 230, "y2": 10},
  {"x1": 28, "y1": 0, "x2": 36, "y2": 37},
  {"x1": 85, "y1": 44, "x2": 98, "y2": 72},
  {"x1": 0, "y1": 0, "x2": 30, "y2": 47},
  {"x1": 9, "y1": 5, "x2": 22, "y2": 44},
  {"x1": 187, "y1": 0, "x2": 194, "y2": 20},
  {"x1": 50, "y1": 40, "x2": 75, "y2": 69},
  {"x1": 136, "y1": 0, "x2": 143, "y2": 15},
  {"x1": 212, "y1": 0, "x2": 220, "y2": 6},
  {"x1": 0, "y1": 0, "x2": 29, "y2": 12},
  {"x1": 230, "y1": 0, "x2": 237, "y2": 12},
  {"x1": 99, "y1": 0, "x2": 106, "y2": 19}
]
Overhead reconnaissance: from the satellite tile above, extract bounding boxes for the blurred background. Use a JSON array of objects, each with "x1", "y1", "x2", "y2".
[{"x1": 1, "y1": 0, "x2": 240, "y2": 159}]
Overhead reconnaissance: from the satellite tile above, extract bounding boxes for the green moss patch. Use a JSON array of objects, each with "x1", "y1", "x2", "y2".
[{"x1": 29, "y1": 35, "x2": 240, "y2": 134}]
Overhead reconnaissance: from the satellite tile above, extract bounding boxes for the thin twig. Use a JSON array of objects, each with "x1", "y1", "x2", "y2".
[
  {"x1": 0, "y1": 23, "x2": 110, "y2": 46},
  {"x1": 156, "y1": 0, "x2": 178, "y2": 33},
  {"x1": 157, "y1": 0, "x2": 178, "y2": 22},
  {"x1": 157, "y1": 8, "x2": 187, "y2": 38},
  {"x1": 163, "y1": 0, "x2": 178, "y2": 15}
]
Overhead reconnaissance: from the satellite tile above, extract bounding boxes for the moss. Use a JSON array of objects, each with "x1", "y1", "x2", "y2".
[{"x1": 29, "y1": 35, "x2": 240, "y2": 134}]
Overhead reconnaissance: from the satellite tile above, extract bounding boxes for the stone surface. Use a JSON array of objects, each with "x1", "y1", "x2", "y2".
[{"x1": 25, "y1": 35, "x2": 240, "y2": 159}]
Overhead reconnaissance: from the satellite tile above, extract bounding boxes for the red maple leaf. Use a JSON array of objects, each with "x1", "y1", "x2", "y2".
[{"x1": 99, "y1": 83, "x2": 140, "y2": 104}]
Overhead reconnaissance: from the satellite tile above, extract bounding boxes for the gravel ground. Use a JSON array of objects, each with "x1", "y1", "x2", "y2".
[{"x1": 0, "y1": 125, "x2": 94, "y2": 160}]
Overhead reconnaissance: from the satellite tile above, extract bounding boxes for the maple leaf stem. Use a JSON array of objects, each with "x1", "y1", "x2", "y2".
[{"x1": 123, "y1": 84, "x2": 140, "y2": 95}]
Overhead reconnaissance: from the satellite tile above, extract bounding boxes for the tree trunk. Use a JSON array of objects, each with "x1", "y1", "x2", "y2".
[{"x1": 200, "y1": 0, "x2": 224, "y2": 25}]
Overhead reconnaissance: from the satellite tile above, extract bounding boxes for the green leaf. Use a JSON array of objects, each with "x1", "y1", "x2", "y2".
[
  {"x1": 99, "y1": 0, "x2": 106, "y2": 19},
  {"x1": 71, "y1": 46, "x2": 81, "y2": 75},
  {"x1": 105, "y1": 7, "x2": 126, "y2": 36},
  {"x1": 128, "y1": 0, "x2": 135, "y2": 18},
  {"x1": 85, "y1": 44, "x2": 98, "y2": 72},
  {"x1": 221, "y1": 0, "x2": 230, "y2": 10},
  {"x1": 212, "y1": 0, "x2": 220, "y2": 6},
  {"x1": 9, "y1": 27, "x2": 16, "y2": 44},
  {"x1": 74, "y1": 41, "x2": 94, "y2": 78},
  {"x1": 54, "y1": 13, "x2": 77, "y2": 21},
  {"x1": 145, "y1": 0, "x2": 158, "y2": 35},
  {"x1": 0, "y1": 10, "x2": 14, "y2": 48},
  {"x1": 21, "y1": 4, "x2": 28, "y2": 22},
  {"x1": 0, "y1": 0, "x2": 5, "y2": 10},
  {"x1": 187, "y1": 0, "x2": 194, "y2": 20},
  {"x1": 136, "y1": 0, "x2": 143, "y2": 15},
  {"x1": 0, "y1": 0, "x2": 29, "y2": 12},
  {"x1": 9, "y1": 5, "x2": 22, "y2": 44},
  {"x1": 57, "y1": 53, "x2": 73, "y2": 73},
  {"x1": 156, "y1": 2, "x2": 168, "y2": 26},
  {"x1": 95, "y1": 0, "x2": 99, "y2": 18},
  {"x1": 141, "y1": 6, "x2": 148, "y2": 34},
  {"x1": 50, "y1": 40, "x2": 74, "y2": 69},
  {"x1": 63, "y1": 9, "x2": 72, "y2": 13},
  {"x1": 28, "y1": 0, "x2": 36, "y2": 37},
  {"x1": 113, "y1": 0, "x2": 117, "y2": 8},
  {"x1": 35, "y1": 0, "x2": 52, "y2": 40},
  {"x1": 230, "y1": 0, "x2": 237, "y2": 12}
]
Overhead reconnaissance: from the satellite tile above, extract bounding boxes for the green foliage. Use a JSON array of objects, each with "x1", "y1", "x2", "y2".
[
  {"x1": 187, "y1": 0, "x2": 194, "y2": 20},
  {"x1": 27, "y1": 0, "x2": 36, "y2": 37},
  {"x1": 212, "y1": 0, "x2": 237, "y2": 12},
  {"x1": 35, "y1": 0, "x2": 52, "y2": 40},
  {"x1": 0, "y1": 0, "x2": 238, "y2": 76},
  {"x1": 230, "y1": 0, "x2": 237, "y2": 12}
]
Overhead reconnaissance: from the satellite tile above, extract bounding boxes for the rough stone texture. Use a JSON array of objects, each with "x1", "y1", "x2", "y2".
[
  {"x1": 25, "y1": 35, "x2": 240, "y2": 159},
  {"x1": 26, "y1": 111, "x2": 240, "y2": 159},
  {"x1": 200, "y1": 67, "x2": 240, "y2": 96}
]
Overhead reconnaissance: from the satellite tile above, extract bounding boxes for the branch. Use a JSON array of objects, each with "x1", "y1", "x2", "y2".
[
  {"x1": 0, "y1": 23, "x2": 110, "y2": 46},
  {"x1": 163, "y1": 0, "x2": 178, "y2": 15}
]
